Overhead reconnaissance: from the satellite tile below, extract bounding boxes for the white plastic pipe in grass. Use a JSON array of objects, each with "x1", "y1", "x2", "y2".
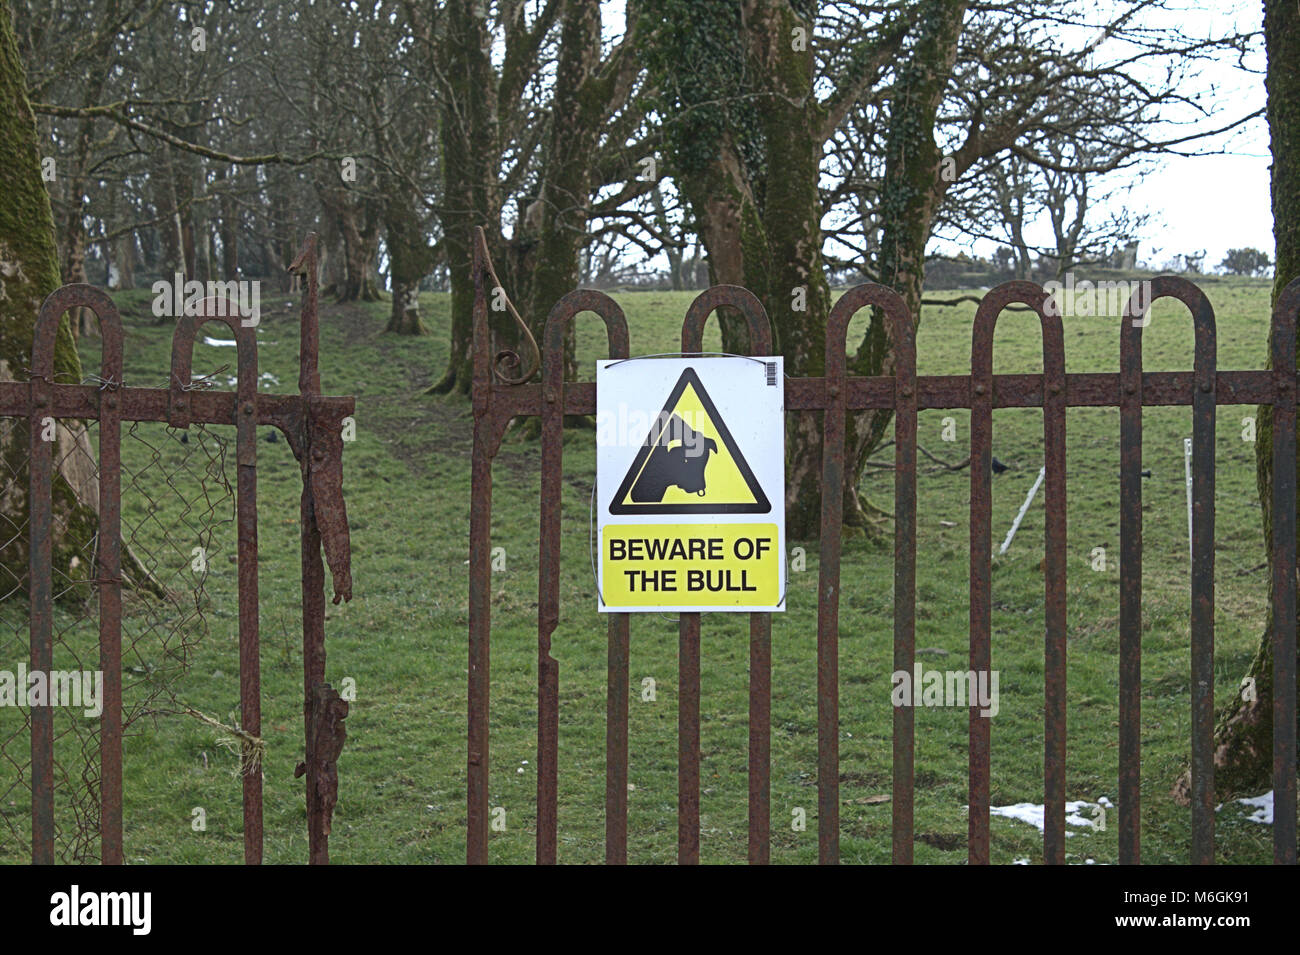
[
  {"x1": 1184, "y1": 436, "x2": 1194, "y2": 562},
  {"x1": 998, "y1": 465, "x2": 1046, "y2": 556}
]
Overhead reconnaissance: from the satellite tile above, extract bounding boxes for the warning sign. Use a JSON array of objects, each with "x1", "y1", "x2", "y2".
[
  {"x1": 610, "y1": 368, "x2": 770, "y2": 514},
  {"x1": 596, "y1": 357, "x2": 785, "y2": 613}
]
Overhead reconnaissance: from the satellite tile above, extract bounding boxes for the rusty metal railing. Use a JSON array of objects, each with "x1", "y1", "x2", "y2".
[
  {"x1": 467, "y1": 224, "x2": 1299, "y2": 865},
  {"x1": 3, "y1": 234, "x2": 353, "y2": 864}
]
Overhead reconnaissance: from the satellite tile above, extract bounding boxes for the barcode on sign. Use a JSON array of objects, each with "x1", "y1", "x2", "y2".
[{"x1": 766, "y1": 362, "x2": 777, "y2": 386}]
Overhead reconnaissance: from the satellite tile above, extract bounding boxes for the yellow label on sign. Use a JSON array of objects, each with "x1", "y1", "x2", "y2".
[{"x1": 601, "y1": 523, "x2": 780, "y2": 608}]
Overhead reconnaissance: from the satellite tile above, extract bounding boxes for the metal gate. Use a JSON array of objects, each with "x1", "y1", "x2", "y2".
[
  {"x1": 1, "y1": 234, "x2": 353, "y2": 864},
  {"x1": 467, "y1": 226, "x2": 1299, "y2": 865}
]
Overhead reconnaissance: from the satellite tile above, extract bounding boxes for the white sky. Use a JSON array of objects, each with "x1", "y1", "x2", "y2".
[
  {"x1": 1124, "y1": 4, "x2": 1272, "y2": 272},
  {"x1": 996, "y1": 0, "x2": 1273, "y2": 270}
]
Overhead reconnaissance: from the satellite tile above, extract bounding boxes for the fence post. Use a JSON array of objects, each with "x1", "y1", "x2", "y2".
[
  {"x1": 968, "y1": 282, "x2": 1066, "y2": 864},
  {"x1": 170, "y1": 300, "x2": 263, "y2": 864},
  {"x1": 1271, "y1": 279, "x2": 1299, "y2": 865},
  {"x1": 537, "y1": 290, "x2": 628, "y2": 864},
  {"x1": 678, "y1": 287, "x2": 771, "y2": 865},
  {"x1": 466, "y1": 228, "x2": 503, "y2": 864}
]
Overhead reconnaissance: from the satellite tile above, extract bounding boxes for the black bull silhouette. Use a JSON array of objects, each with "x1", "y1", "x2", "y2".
[{"x1": 630, "y1": 413, "x2": 718, "y2": 502}]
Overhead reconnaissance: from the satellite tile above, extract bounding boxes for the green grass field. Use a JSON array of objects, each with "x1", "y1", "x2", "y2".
[{"x1": 0, "y1": 275, "x2": 1284, "y2": 864}]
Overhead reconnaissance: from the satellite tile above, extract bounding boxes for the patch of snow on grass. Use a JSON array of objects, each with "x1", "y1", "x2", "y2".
[
  {"x1": 1231, "y1": 791, "x2": 1273, "y2": 825},
  {"x1": 988, "y1": 799, "x2": 1108, "y2": 834}
]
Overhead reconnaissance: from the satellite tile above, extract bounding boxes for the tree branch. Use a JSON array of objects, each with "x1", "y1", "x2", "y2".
[{"x1": 33, "y1": 101, "x2": 329, "y2": 166}]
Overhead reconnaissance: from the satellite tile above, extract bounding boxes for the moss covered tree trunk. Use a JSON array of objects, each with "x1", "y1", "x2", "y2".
[
  {"x1": 329, "y1": 199, "x2": 381, "y2": 304},
  {"x1": 113, "y1": 235, "x2": 135, "y2": 290},
  {"x1": 383, "y1": 183, "x2": 433, "y2": 335},
  {"x1": 646, "y1": 0, "x2": 923, "y2": 539},
  {"x1": 538, "y1": 0, "x2": 598, "y2": 347},
  {"x1": 644, "y1": 0, "x2": 768, "y2": 357},
  {"x1": 318, "y1": 211, "x2": 345, "y2": 299},
  {"x1": 429, "y1": 0, "x2": 502, "y2": 395},
  {"x1": 0, "y1": 2, "x2": 98, "y2": 595},
  {"x1": 150, "y1": 146, "x2": 184, "y2": 280},
  {"x1": 216, "y1": 166, "x2": 239, "y2": 281},
  {"x1": 106, "y1": 176, "x2": 135, "y2": 292},
  {"x1": 747, "y1": 1, "x2": 833, "y2": 539},
  {"x1": 843, "y1": 0, "x2": 967, "y2": 533},
  {"x1": 677, "y1": 128, "x2": 770, "y2": 352},
  {"x1": 646, "y1": 0, "x2": 824, "y2": 530},
  {"x1": 525, "y1": 0, "x2": 603, "y2": 383},
  {"x1": 55, "y1": 33, "x2": 114, "y2": 339},
  {"x1": 1185, "y1": 0, "x2": 1300, "y2": 801},
  {"x1": 527, "y1": 0, "x2": 639, "y2": 385}
]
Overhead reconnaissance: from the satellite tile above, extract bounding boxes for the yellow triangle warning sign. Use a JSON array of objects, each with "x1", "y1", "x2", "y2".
[{"x1": 610, "y1": 367, "x2": 771, "y2": 514}]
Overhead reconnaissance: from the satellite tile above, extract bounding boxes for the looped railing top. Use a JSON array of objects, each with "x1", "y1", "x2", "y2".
[
  {"x1": 825, "y1": 283, "x2": 912, "y2": 387},
  {"x1": 1121, "y1": 274, "x2": 1217, "y2": 397},
  {"x1": 1116, "y1": 274, "x2": 1219, "y2": 863},
  {"x1": 967, "y1": 280, "x2": 1069, "y2": 865},
  {"x1": 816, "y1": 281, "x2": 913, "y2": 865},
  {"x1": 529, "y1": 285, "x2": 630, "y2": 864},
  {"x1": 972, "y1": 280, "x2": 1066, "y2": 385},
  {"x1": 681, "y1": 286, "x2": 771, "y2": 355},
  {"x1": 543, "y1": 289, "x2": 630, "y2": 388},
  {"x1": 33, "y1": 284, "x2": 124, "y2": 386},
  {"x1": 167, "y1": 299, "x2": 258, "y2": 443}
]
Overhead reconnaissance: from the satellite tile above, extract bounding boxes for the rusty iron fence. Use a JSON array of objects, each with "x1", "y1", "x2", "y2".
[
  {"x1": 0, "y1": 414, "x2": 236, "y2": 863},
  {"x1": 0, "y1": 234, "x2": 353, "y2": 864},
  {"x1": 467, "y1": 227, "x2": 1300, "y2": 865}
]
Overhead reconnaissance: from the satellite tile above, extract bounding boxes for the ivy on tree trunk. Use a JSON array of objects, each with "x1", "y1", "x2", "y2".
[
  {"x1": 1181, "y1": 0, "x2": 1300, "y2": 801},
  {"x1": 843, "y1": 0, "x2": 967, "y2": 533},
  {"x1": 428, "y1": 0, "x2": 502, "y2": 395},
  {"x1": 645, "y1": 0, "x2": 939, "y2": 539}
]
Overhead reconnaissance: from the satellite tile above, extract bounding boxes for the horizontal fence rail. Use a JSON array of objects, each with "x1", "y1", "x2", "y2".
[
  {"x1": 467, "y1": 227, "x2": 1300, "y2": 865},
  {"x1": 4, "y1": 234, "x2": 354, "y2": 864}
]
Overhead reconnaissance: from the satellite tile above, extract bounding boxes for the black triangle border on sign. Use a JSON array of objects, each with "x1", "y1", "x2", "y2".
[{"x1": 609, "y1": 366, "x2": 771, "y2": 514}]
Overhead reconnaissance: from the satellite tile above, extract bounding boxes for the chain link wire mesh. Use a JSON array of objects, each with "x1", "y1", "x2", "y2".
[{"x1": 0, "y1": 416, "x2": 232, "y2": 862}]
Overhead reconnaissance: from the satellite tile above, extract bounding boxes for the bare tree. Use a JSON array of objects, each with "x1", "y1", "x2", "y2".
[{"x1": 647, "y1": 0, "x2": 1261, "y2": 536}]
